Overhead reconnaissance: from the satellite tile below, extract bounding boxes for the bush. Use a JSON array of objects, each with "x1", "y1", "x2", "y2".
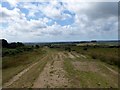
[
  {"x1": 35, "y1": 45, "x2": 39, "y2": 48},
  {"x1": 65, "y1": 47, "x2": 71, "y2": 52},
  {"x1": 9, "y1": 42, "x2": 24, "y2": 48},
  {"x1": 2, "y1": 39, "x2": 9, "y2": 48},
  {"x1": 2, "y1": 46, "x2": 34, "y2": 57},
  {"x1": 83, "y1": 48, "x2": 87, "y2": 51},
  {"x1": 91, "y1": 55, "x2": 97, "y2": 59}
]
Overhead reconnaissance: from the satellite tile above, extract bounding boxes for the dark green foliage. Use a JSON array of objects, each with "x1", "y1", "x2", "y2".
[
  {"x1": 2, "y1": 39, "x2": 9, "y2": 48},
  {"x1": 65, "y1": 47, "x2": 71, "y2": 52},
  {"x1": 2, "y1": 39, "x2": 34, "y2": 57},
  {"x1": 2, "y1": 48, "x2": 44, "y2": 69},
  {"x1": 2, "y1": 39, "x2": 24, "y2": 48},
  {"x1": 83, "y1": 48, "x2": 88, "y2": 51},
  {"x1": 8, "y1": 42, "x2": 24, "y2": 48},
  {"x1": 35, "y1": 45, "x2": 39, "y2": 48},
  {"x1": 91, "y1": 40, "x2": 97, "y2": 43},
  {"x1": 2, "y1": 46, "x2": 33, "y2": 57}
]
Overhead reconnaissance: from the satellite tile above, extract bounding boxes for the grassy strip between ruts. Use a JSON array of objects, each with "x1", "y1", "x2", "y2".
[{"x1": 63, "y1": 58, "x2": 118, "y2": 88}]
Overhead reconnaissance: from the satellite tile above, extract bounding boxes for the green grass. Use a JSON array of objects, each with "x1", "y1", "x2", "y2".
[
  {"x1": 72, "y1": 46, "x2": 119, "y2": 67},
  {"x1": 76, "y1": 71, "x2": 108, "y2": 88},
  {"x1": 63, "y1": 58, "x2": 80, "y2": 87},
  {"x1": 8, "y1": 56, "x2": 49, "y2": 88},
  {"x1": 2, "y1": 46, "x2": 34, "y2": 57},
  {"x1": 50, "y1": 44, "x2": 119, "y2": 67},
  {"x1": 2, "y1": 65, "x2": 26, "y2": 84},
  {"x1": 63, "y1": 58, "x2": 118, "y2": 88},
  {"x1": 2, "y1": 48, "x2": 46, "y2": 84},
  {"x1": 2, "y1": 48, "x2": 46, "y2": 69}
]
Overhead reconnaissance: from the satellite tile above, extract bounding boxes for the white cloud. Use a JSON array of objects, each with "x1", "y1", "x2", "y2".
[
  {"x1": 20, "y1": 2, "x2": 72, "y2": 20},
  {"x1": 6, "y1": 0, "x2": 18, "y2": 7},
  {"x1": 1, "y1": 1, "x2": 118, "y2": 42}
]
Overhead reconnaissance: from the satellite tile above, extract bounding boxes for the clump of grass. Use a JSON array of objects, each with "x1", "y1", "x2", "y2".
[{"x1": 72, "y1": 46, "x2": 119, "y2": 68}]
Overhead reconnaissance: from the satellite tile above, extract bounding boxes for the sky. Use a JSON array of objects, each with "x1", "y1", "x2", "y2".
[{"x1": 0, "y1": 0, "x2": 119, "y2": 42}]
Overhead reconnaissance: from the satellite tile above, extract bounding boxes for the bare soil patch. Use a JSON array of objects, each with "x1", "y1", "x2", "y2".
[
  {"x1": 72, "y1": 61, "x2": 100, "y2": 72},
  {"x1": 67, "y1": 52, "x2": 75, "y2": 59},
  {"x1": 71, "y1": 52, "x2": 80, "y2": 58},
  {"x1": 33, "y1": 52, "x2": 69, "y2": 88}
]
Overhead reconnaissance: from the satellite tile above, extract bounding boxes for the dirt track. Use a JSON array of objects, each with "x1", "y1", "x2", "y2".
[
  {"x1": 3, "y1": 49, "x2": 119, "y2": 88},
  {"x1": 33, "y1": 52, "x2": 69, "y2": 88}
]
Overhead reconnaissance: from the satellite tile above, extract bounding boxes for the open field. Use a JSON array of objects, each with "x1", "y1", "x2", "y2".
[
  {"x1": 2, "y1": 48, "x2": 46, "y2": 84},
  {"x1": 1, "y1": 1, "x2": 119, "y2": 89},
  {"x1": 71, "y1": 46, "x2": 120, "y2": 68},
  {"x1": 2, "y1": 45, "x2": 119, "y2": 88}
]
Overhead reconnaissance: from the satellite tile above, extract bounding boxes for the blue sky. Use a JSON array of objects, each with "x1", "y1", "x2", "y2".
[{"x1": 0, "y1": 0, "x2": 118, "y2": 42}]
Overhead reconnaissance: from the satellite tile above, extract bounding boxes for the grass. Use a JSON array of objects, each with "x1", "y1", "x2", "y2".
[
  {"x1": 75, "y1": 71, "x2": 112, "y2": 88},
  {"x1": 2, "y1": 48, "x2": 46, "y2": 84},
  {"x1": 50, "y1": 44, "x2": 119, "y2": 67},
  {"x1": 63, "y1": 58, "x2": 118, "y2": 88},
  {"x1": 71, "y1": 46, "x2": 119, "y2": 68},
  {"x1": 3, "y1": 48, "x2": 46, "y2": 69},
  {"x1": 2, "y1": 46, "x2": 34, "y2": 57},
  {"x1": 98, "y1": 62, "x2": 119, "y2": 87},
  {"x1": 2, "y1": 46, "x2": 119, "y2": 88},
  {"x1": 2, "y1": 65, "x2": 26, "y2": 84},
  {"x1": 63, "y1": 58, "x2": 80, "y2": 87},
  {"x1": 8, "y1": 56, "x2": 49, "y2": 88}
]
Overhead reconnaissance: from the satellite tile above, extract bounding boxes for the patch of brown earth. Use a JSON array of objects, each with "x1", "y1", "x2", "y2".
[
  {"x1": 71, "y1": 52, "x2": 80, "y2": 58},
  {"x1": 80, "y1": 54, "x2": 87, "y2": 58},
  {"x1": 67, "y1": 52, "x2": 75, "y2": 59},
  {"x1": 33, "y1": 52, "x2": 69, "y2": 88},
  {"x1": 72, "y1": 61, "x2": 100, "y2": 72}
]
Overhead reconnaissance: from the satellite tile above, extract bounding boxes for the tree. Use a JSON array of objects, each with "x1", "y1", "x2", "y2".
[
  {"x1": 35, "y1": 45, "x2": 39, "y2": 48},
  {"x1": 2, "y1": 39, "x2": 9, "y2": 48},
  {"x1": 9, "y1": 42, "x2": 24, "y2": 48},
  {"x1": 9, "y1": 42, "x2": 17, "y2": 48},
  {"x1": 91, "y1": 40, "x2": 97, "y2": 43},
  {"x1": 65, "y1": 47, "x2": 71, "y2": 52},
  {"x1": 16, "y1": 42, "x2": 24, "y2": 47}
]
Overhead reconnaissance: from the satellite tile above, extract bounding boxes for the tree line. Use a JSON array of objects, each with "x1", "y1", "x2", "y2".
[{"x1": 1, "y1": 39, "x2": 24, "y2": 48}]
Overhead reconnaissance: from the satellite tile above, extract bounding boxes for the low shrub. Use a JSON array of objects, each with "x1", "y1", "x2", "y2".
[
  {"x1": 72, "y1": 46, "x2": 119, "y2": 68},
  {"x1": 2, "y1": 46, "x2": 34, "y2": 57}
]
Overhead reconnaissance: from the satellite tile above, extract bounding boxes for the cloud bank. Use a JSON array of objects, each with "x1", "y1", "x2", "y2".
[{"x1": 0, "y1": 1, "x2": 118, "y2": 42}]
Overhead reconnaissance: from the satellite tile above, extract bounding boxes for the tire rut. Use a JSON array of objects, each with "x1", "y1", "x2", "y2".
[
  {"x1": 3, "y1": 55, "x2": 48, "y2": 88},
  {"x1": 33, "y1": 52, "x2": 69, "y2": 88},
  {"x1": 103, "y1": 64, "x2": 118, "y2": 75}
]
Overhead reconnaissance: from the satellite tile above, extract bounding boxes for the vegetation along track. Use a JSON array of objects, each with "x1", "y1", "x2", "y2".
[
  {"x1": 3, "y1": 48, "x2": 119, "y2": 88},
  {"x1": 3, "y1": 54, "x2": 49, "y2": 88}
]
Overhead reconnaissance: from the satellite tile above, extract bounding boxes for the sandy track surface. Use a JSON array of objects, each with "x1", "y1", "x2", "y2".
[
  {"x1": 67, "y1": 52, "x2": 75, "y2": 59},
  {"x1": 33, "y1": 52, "x2": 69, "y2": 88}
]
